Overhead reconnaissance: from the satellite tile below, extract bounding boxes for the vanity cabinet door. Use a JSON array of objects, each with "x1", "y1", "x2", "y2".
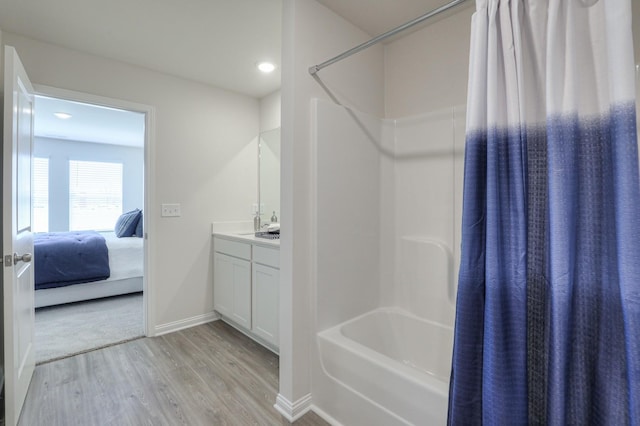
[
  {"x1": 252, "y1": 263, "x2": 279, "y2": 347},
  {"x1": 214, "y1": 252, "x2": 251, "y2": 330}
]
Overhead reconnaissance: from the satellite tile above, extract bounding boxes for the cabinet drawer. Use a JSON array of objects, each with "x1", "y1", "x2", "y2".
[
  {"x1": 253, "y1": 245, "x2": 279, "y2": 268},
  {"x1": 214, "y1": 237, "x2": 251, "y2": 260}
]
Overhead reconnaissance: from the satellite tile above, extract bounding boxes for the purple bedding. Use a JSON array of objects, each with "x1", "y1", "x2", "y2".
[{"x1": 34, "y1": 231, "x2": 110, "y2": 290}]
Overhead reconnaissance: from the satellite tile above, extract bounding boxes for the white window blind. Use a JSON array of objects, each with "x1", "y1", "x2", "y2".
[
  {"x1": 33, "y1": 157, "x2": 49, "y2": 233},
  {"x1": 69, "y1": 160, "x2": 123, "y2": 231}
]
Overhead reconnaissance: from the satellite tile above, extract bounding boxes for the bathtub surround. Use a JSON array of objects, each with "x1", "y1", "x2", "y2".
[
  {"x1": 281, "y1": 0, "x2": 473, "y2": 423},
  {"x1": 312, "y1": 99, "x2": 463, "y2": 424},
  {"x1": 450, "y1": 1, "x2": 640, "y2": 424}
]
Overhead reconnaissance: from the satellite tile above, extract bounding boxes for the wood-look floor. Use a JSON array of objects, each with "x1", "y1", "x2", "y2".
[{"x1": 19, "y1": 320, "x2": 328, "y2": 426}]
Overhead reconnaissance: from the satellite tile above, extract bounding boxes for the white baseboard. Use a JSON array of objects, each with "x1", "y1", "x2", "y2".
[
  {"x1": 154, "y1": 311, "x2": 219, "y2": 336},
  {"x1": 274, "y1": 393, "x2": 312, "y2": 422}
]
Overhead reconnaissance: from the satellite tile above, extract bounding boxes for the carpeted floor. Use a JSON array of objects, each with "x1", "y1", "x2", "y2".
[{"x1": 35, "y1": 293, "x2": 144, "y2": 364}]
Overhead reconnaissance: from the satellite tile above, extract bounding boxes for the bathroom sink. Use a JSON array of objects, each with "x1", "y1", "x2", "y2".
[{"x1": 254, "y1": 231, "x2": 280, "y2": 240}]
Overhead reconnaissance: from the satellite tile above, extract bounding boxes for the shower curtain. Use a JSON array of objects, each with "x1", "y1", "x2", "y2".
[{"x1": 448, "y1": 0, "x2": 639, "y2": 424}]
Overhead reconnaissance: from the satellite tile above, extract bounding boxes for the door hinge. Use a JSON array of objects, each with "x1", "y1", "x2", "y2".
[{"x1": 4, "y1": 255, "x2": 12, "y2": 267}]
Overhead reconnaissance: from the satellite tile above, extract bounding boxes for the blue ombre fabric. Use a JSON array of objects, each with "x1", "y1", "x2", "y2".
[
  {"x1": 448, "y1": 127, "x2": 529, "y2": 425},
  {"x1": 544, "y1": 105, "x2": 640, "y2": 425},
  {"x1": 448, "y1": 0, "x2": 640, "y2": 424}
]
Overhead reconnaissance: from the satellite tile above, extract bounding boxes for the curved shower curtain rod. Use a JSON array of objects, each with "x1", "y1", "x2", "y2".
[{"x1": 308, "y1": 0, "x2": 470, "y2": 76}]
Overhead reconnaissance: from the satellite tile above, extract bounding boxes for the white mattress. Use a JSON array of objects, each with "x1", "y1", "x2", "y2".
[{"x1": 101, "y1": 232, "x2": 144, "y2": 280}]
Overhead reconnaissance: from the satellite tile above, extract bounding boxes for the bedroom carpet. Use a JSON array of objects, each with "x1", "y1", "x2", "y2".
[{"x1": 35, "y1": 293, "x2": 144, "y2": 364}]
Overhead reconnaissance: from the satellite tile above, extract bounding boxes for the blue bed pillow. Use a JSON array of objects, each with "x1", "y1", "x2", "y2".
[
  {"x1": 134, "y1": 212, "x2": 143, "y2": 238},
  {"x1": 115, "y1": 209, "x2": 142, "y2": 237}
]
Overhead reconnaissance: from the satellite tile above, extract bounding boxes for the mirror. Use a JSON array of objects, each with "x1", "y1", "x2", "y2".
[{"x1": 259, "y1": 127, "x2": 281, "y2": 224}]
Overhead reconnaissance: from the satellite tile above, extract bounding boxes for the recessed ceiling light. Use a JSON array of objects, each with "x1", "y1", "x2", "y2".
[
  {"x1": 257, "y1": 62, "x2": 276, "y2": 73},
  {"x1": 54, "y1": 112, "x2": 72, "y2": 119}
]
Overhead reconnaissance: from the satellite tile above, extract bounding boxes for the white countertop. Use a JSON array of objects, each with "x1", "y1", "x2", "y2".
[{"x1": 213, "y1": 231, "x2": 280, "y2": 248}]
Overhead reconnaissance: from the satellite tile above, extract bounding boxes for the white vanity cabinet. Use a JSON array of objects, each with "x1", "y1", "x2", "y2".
[
  {"x1": 213, "y1": 234, "x2": 279, "y2": 352},
  {"x1": 251, "y1": 246, "x2": 280, "y2": 347}
]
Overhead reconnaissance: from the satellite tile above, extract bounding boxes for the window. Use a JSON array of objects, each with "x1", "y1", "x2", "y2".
[
  {"x1": 32, "y1": 157, "x2": 49, "y2": 233},
  {"x1": 69, "y1": 160, "x2": 123, "y2": 231}
]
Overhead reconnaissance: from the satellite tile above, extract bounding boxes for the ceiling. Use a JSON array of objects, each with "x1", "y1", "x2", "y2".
[
  {"x1": 34, "y1": 96, "x2": 145, "y2": 147},
  {"x1": 0, "y1": 0, "x2": 479, "y2": 101},
  {"x1": 0, "y1": 0, "x2": 476, "y2": 100},
  {"x1": 316, "y1": 0, "x2": 473, "y2": 38},
  {"x1": 0, "y1": 0, "x2": 282, "y2": 145},
  {"x1": 1, "y1": 0, "x2": 472, "y2": 145},
  {"x1": 0, "y1": 0, "x2": 282, "y2": 99}
]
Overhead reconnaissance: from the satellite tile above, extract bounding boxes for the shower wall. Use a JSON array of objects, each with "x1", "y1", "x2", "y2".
[
  {"x1": 314, "y1": 99, "x2": 383, "y2": 332},
  {"x1": 309, "y1": 4, "x2": 473, "y2": 424},
  {"x1": 381, "y1": 0, "x2": 474, "y2": 329},
  {"x1": 315, "y1": 102, "x2": 465, "y2": 329},
  {"x1": 385, "y1": 108, "x2": 466, "y2": 327}
]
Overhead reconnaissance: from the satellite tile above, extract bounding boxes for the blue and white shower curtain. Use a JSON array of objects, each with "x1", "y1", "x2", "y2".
[{"x1": 448, "y1": 0, "x2": 640, "y2": 424}]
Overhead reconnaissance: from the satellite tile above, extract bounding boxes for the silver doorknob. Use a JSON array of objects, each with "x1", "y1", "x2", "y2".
[{"x1": 14, "y1": 253, "x2": 32, "y2": 263}]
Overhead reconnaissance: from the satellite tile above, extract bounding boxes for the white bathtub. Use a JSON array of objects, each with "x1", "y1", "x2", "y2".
[{"x1": 317, "y1": 307, "x2": 454, "y2": 425}]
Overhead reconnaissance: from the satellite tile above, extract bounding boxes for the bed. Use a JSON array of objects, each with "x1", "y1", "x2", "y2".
[{"x1": 34, "y1": 231, "x2": 143, "y2": 308}]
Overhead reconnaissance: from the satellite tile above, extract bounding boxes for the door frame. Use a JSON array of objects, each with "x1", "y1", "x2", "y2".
[{"x1": 33, "y1": 84, "x2": 157, "y2": 336}]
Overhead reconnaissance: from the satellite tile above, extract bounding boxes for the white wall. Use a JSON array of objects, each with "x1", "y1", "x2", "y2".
[
  {"x1": 260, "y1": 90, "x2": 281, "y2": 132},
  {"x1": 314, "y1": 99, "x2": 381, "y2": 331},
  {"x1": 0, "y1": 28, "x2": 4, "y2": 390},
  {"x1": 280, "y1": 0, "x2": 384, "y2": 416},
  {"x1": 384, "y1": 4, "x2": 474, "y2": 118},
  {"x1": 2, "y1": 33, "x2": 260, "y2": 330},
  {"x1": 0, "y1": 29, "x2": 3, "y2": 94},
  {"x1": 634, "y1": 1, "x2": 640, "y2": 66}
]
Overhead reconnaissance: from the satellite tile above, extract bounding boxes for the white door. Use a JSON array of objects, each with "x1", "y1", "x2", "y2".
[{"x1": 3, "y1": 46, "x2": 36, "y2": 426}]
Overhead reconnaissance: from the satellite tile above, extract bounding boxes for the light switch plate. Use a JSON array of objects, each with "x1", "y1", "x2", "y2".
[{"x1": 161, "y1": 203, "x2": 181, "y2": 217}]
